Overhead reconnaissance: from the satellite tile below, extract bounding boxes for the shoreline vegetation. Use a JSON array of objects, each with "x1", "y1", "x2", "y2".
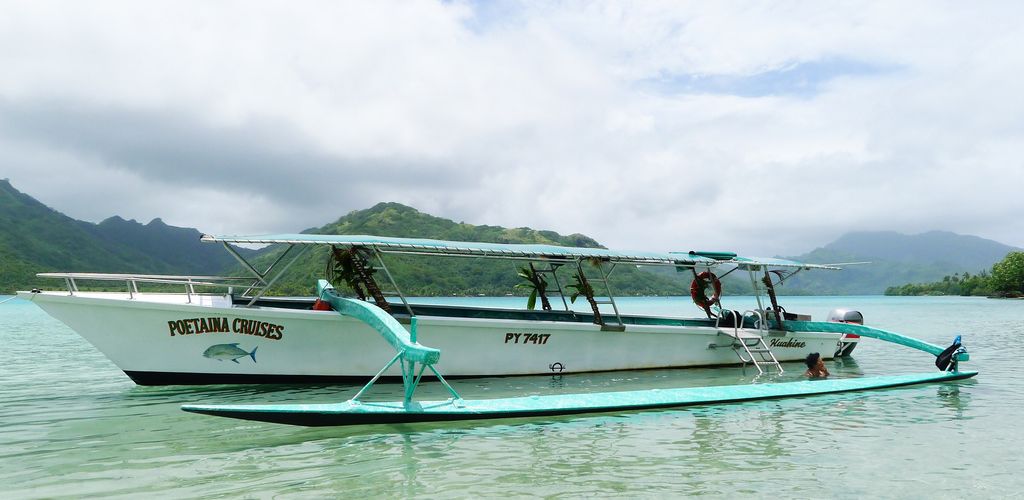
[{"x1": 885, "y1": 251, "x2": 1024, "y2": 298}]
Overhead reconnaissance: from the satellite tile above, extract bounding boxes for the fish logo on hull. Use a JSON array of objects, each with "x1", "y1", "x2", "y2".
[{"x1": 203, "y1": 343, "x2": 258, "y2": 364}]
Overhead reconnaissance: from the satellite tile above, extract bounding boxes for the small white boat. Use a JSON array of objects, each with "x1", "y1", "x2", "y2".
[{"x1": 21, "y1": 234, "x2": 864, "y2": 385}]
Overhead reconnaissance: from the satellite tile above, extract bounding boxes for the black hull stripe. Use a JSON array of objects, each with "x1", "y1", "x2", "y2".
[
  {"x1": 127, "y1": 371, "x2": 394, "y2": 386},
  {"x1": 126, "y1": 360, "x2": 799, "y2": 386}
]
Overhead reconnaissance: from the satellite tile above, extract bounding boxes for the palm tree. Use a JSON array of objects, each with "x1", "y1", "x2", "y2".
[
  {"x1": 516, "y1": 263, "x2": 552, "y2": 310},
  {"x1": 326, "y1": 246, "x2": 367, "y2": 300},
  {"x1": 326, "y1": 246, "x2": 392, "y2": 311},
  {"x1": 567, "y1": 270, "x2": 603, "y2": 325}
]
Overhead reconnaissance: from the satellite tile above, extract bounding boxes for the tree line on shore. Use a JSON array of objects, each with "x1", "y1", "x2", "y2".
[{"x1": 884, "y1": 251, "x2": 1024, "y2": 297}]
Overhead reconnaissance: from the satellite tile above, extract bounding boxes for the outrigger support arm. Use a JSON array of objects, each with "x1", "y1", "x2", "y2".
[
  {"x1": 316, "y1": 280, "x2": 460, "y2": 406},
  {"x1": 784, "y1": 321, "x2": 970, "y2": 368}
]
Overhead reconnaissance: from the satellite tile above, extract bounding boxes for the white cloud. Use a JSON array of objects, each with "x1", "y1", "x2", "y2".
[{"x1": 1, "y1": 0, "x2": 1022, "y2": 256}]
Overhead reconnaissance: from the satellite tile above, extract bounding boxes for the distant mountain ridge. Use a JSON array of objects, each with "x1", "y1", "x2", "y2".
[
  {"x1": 780, "y1": 231, "x2": 1021, "y2": 295},
  {"x1": 85, "y1": 215, "x2": 243, "y2": 274},
  {"x1": 0, "y1": 179, "x2": 253, "y2": 292},
  {"x1": 1, "y1": 179, "x2": 1019, "y2": 295},
  {"x1": 819, "y1": 230, "x2": 1019, "y2": 270}
]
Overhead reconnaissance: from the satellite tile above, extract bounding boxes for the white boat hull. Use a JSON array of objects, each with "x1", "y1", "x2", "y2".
[{"x1": 21, "y1": 291, "x2": 849, "y2": 385}]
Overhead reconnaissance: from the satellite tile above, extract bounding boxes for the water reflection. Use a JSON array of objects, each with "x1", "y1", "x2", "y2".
[
  {"x1": 830, "y1": 355, "x2": 863, "y2": 372},
  {"x1": 397, "y1": 433, "x2": 421, "y2": 497},
  {"x1": 548, "y1": 374, "x2": 566, "y2": 389},
  {"x1": 934, "y1": 383, "x2": 973, "y2": 420},
  {"x1": 3, "y1": 295, "x2": 1015, "y2": 497},
  {"x1": 691, "y1": 407, "x2": 728, "y2": 462}
]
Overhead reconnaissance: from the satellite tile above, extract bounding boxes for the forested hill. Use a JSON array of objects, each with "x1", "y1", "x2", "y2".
[
  {"x1": 0, "y1": 180, "x2": 253, "y2": 293},
  {"x1": 3, "y1": 178, "x2": 1020, "y2": 297},
  {"x1": 244, "y1": 202, "x2": 696, "y2": 297},
  {"x1": 317, "y1": 202, "x2": 604, "y2": 247}
]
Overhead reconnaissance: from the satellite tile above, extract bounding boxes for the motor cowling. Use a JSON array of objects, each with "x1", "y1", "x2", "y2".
[
  {"x1": 827, "y1": 309, "x2": 864, "y2": 324},
  {"x1": 828, "y1": 309, "x2": 862, "y2": 357}
]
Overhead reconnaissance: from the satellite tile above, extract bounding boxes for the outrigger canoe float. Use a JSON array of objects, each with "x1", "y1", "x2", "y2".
[
  {"x1": 22, "y1": 234, "x2": 960, "y2": 385},
  {"x1": 180, "y1": 279, "x2": 974, "y2": 426}
]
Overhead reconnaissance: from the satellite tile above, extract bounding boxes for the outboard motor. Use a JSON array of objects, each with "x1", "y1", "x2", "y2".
[{"x1": 827, "y1": 309, "x2": 863, "y2": 357}]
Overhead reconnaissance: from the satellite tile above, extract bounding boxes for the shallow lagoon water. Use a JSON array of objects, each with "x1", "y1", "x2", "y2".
[{"x1": 1, "y1": 295, "x2": 1021, "y2": 498}]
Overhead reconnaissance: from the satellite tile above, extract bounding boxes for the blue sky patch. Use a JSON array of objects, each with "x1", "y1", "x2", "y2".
[
  {"x1": 641, "y1": 58, "x2": 899, "y2": 98},
  {"x1": 453, "y1": 0, "x2": 527, "y2": 34}
]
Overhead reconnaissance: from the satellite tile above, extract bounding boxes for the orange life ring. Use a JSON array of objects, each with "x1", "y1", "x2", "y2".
[{"x1": 690, "y1": 271, "x2": 722, "y2": 315}]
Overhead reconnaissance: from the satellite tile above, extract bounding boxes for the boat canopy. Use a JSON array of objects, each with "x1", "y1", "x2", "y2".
[
  {"x1": 201, "y1": 233, "x2": 840, "y2": 270},
  {"x1": 203, "y1": 233, "x2": 714, "y2": 266},
  {"x1": 672, "y1": 251, "x2": 840, "y2": 270}
]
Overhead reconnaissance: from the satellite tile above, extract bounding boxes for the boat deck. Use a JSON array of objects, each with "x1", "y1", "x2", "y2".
[
  {"x1": 238, "y1": 296, "x2": 763, "y2": 329},
  {"x1": 24, "y1": 290, "x2": 768, "y2": 330}
]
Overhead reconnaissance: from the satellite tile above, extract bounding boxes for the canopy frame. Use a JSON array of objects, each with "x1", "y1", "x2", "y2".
[{"x1": 199, "y1": 234, "x2": 840, "y2": 308}]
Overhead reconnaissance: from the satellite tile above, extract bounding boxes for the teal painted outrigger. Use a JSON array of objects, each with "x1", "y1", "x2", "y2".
[
  {"x1": 182, "y1": 279, "x2": 976, "y2": 427},
  {"x1": 182, "y1": 372, "x2": 975, "y2": 427}
]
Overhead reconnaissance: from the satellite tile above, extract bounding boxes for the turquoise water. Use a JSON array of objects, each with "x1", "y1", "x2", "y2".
[{"x1": 1, "y1": 295, "x2": 1021, "y2": 498}]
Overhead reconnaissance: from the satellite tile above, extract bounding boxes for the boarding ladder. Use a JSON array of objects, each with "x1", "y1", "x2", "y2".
[
  {"x1": 719, "y1": 310, "x2": 783, "y2": 375},
  {"x1": 348, "y1": 252, "x2": 391, "y2": 312},
  {"x1": 352, "y1": 247, "x2": 416, "y2": 318}
]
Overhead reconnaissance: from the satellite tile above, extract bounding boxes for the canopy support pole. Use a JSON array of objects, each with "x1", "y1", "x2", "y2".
[
  {"x1": 224, "y1": 242, "x2": 303, "y2": 298},
  {"x1": 222, "y1": 242, "x2": 272, "y2": 294},
  {"x1": 747, "y1": 267, "x2": 766, "y2": 317},
  {"x1": 374, "y1": 248, "x2": 414, "y2": 317},
  {"x1": 245, "y1": 245, "x2": 311, "y2": 306},
  {"x1": 548, "y1": 263, "x2": 571, "y2": 312}
]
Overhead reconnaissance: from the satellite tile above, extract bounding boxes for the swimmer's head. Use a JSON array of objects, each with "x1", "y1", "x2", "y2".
[{"x1": 805, "y1": 352, "x2": 821, "y2": 369}]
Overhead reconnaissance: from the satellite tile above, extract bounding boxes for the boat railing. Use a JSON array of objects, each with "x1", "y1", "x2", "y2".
[
  {"x1": 36, "y1": 272, "x2": 261, "y2": 303},
  {"x1": 714, "y1": 309, "x2": 767, "y2": 336},
  {"x1": 743, "y1": 309, "x2": 767, "y2": 332},
  {"x1": 714, "y1": 309, "x2": 740, "y2": 335}
]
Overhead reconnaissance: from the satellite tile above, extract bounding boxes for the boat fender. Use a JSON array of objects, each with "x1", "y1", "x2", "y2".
[
  {"x1": 935, "y1": 335, "x2": 962, "y2": 371},
  {"x1": 690, "y1": 271, "x2": 722, "y2": 316},
  {"x1": 312, "y1": 299, "x2": 333, "y2": 311}
]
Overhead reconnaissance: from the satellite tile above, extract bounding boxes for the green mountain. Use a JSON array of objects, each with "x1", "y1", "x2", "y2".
[
  {"x1": 781, "y1": 231, "x2": 1022, "y2": 295},
  {"x1": 0, "y1": 179, "x2": 252, "y2": 293},
  {"x1": 4, "y1": 178, "x2": 1019, "y2": 297},
  {"x1": 246, "y1": 202, "x2": 692, "y2": 297}
]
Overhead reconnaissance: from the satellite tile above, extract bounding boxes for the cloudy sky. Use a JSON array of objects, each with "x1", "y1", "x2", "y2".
[{"x1": 1, "y1": 1, "x2": 1022, "y2": 255}]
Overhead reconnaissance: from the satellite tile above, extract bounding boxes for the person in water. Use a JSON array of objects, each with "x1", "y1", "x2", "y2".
[{"x1": 804, "y1": 352, "x2": 829, "y2": 378}]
